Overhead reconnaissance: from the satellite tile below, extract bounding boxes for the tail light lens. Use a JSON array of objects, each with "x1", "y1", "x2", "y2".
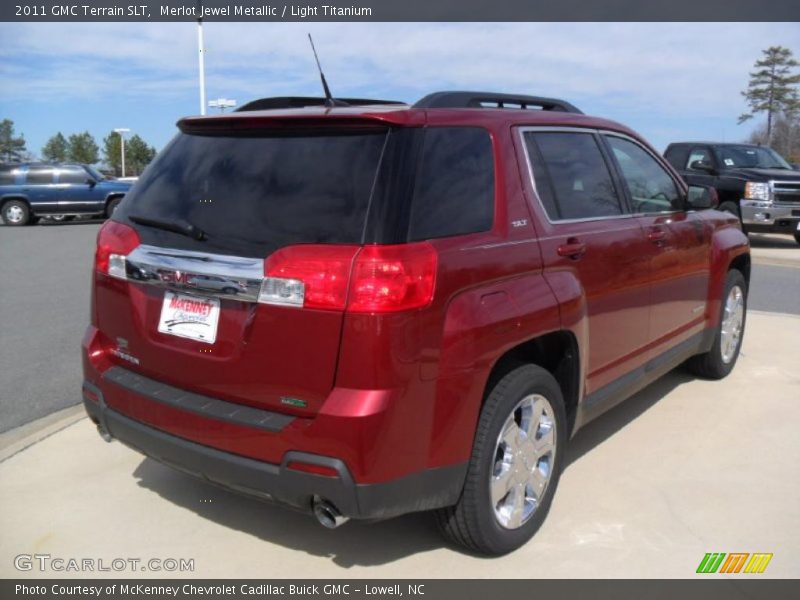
[
  {"x1": 95, "y1": 221, "x2": 140, "y2": 279},
  {"x1": 260, "y1": 242, "x2": 437, "y2": 313},
  {"x1": 348, "y1": 243, "x2": 437, "y2": 313},
  {"x1": 263, "y1": 245, "x2": 360, "y2": 310}
]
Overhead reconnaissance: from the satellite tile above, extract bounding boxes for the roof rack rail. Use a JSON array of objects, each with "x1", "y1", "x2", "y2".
[
  {"x1": 235, "y1": 96, "x2": 407, "y2": 112},
  {"x1": 413, "y1": 91, "x2": 582, "y2": 114}
]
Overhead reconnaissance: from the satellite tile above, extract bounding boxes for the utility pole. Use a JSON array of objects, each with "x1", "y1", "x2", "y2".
[
  {"x1": 196, "y1": 1, "x2": 206, "y2": 115},
  {"x1": 113, "y1": 128, "x2": 130, "y2": 177}
]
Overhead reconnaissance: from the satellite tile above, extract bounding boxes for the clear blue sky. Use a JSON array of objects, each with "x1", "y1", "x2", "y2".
[{"x1": 1, "y1": 22, "x2": 798, "y2": 161}]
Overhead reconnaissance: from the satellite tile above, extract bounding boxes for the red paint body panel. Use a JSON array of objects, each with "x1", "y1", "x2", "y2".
[{"x1": 84, "y1": 102, "x2": 750, "y2": 495}]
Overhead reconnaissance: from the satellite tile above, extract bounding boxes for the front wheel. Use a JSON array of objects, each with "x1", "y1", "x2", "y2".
[
  {"x1": 687, "y1": 269, "x2": 747, "y2": 379},
  {"x1": 435, "y1": 364, "x2": 567, "y2": 555},
  {"x1": 794, "y1": 233, "x2": 800, "y2": 246},
  {"x1": 2, "y1": 200, "x2": 30, "y2": 226}
]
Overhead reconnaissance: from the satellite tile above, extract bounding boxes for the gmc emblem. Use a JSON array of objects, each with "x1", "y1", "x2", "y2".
[{"x1": 158, "y1": 270, "x2": 196, "y2": 286}]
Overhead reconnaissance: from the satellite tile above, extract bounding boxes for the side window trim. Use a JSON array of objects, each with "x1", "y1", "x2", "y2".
[
  {"x1": 599, "y1": 132, "x2": 687, "y2": 216},
  {"x1": 517, "y1": 126, "x2": 633, "y2": 224}
]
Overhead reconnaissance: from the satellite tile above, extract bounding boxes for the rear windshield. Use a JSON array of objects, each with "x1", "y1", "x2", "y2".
[{"x1": 117, "y1": 130, "x2": 388, "y2": 257}]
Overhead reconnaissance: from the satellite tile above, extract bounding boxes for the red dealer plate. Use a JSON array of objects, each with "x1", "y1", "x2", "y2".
[{"x1": 157, "y1": 291, "x2": 220, "y2": 344}]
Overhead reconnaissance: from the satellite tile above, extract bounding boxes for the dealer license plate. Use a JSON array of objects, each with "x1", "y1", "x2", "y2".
[{"x1": 157, "y1": 291, "x2": 220, "y2": 344}]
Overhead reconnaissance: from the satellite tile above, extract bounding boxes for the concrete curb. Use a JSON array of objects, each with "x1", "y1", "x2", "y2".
[{"x1": 0, "y1": 405, "x2": 86, "y2": 463}]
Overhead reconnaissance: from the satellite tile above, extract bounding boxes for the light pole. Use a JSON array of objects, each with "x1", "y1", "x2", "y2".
[
  {"x1": 209, "y1": 98, "x2": 237, "y2": 113},
  {"x1": 113, "y1": 128, "x2": 130, "y2": 177},
  {"x1": 196, "y1": 1, "x2": 206, "y2": 115}
]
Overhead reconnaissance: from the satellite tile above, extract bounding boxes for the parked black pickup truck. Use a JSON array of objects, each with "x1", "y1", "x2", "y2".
[{"x1": 664, "y1": 142, "x2": 800, "y2": 244}]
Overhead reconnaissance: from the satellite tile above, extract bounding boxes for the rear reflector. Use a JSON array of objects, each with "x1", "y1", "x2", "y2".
[
  {"x1": 286, "y1": 461, "x2": 340, "y2": 478},
  {"x1": 260, "y1": 243, "x2": 437, "y2": 313},
  {"x1": 95, "y1": 221, "x2": 140, "y2": 279}
]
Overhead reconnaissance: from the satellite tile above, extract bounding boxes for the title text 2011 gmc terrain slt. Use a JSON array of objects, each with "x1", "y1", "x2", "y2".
[{"x1": 82, "y1": 91, "x2": 750, "y2": 555}]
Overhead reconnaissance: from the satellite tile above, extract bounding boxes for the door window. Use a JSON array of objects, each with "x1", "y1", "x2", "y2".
[
  {"x1": 58, "y1": 166, "x2": 89, "y2": 184},
  {"x1": 524, "y1": 131, "x2": 623, "y2": 220},
  {"x1": 606, "y1": 136, "x2": 683, "y2": 213}
]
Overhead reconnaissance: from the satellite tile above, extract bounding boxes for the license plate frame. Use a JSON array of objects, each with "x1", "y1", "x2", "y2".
[{"x1": 157, "y1": 291, "x2": 220, "y2": 344}]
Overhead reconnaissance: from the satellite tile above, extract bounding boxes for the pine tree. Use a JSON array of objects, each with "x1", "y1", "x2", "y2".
[
  {"x1": 42, "y1": 132, "x2": 68, "y2": 162},
  {"x1": 0, "y1": 119, "x2": 27, "y2": 162},
  {"x1": 739, "y1": 46, "x2": 800, "y2": 143},
  {"x1": 66, "y1": 131, "x2": 99, "y2": 164},
  {"x1": 126, "y1": 135, "x2": 156, "y2": 175},
  {"x1": 102, "y1": 131, "x2": 123, "y2": 176}
]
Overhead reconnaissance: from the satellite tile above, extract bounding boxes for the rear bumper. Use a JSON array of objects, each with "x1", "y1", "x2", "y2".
[
  {"x1": 740, "y1": 200, "x2": 800, "y2": 233},
  {"x1": 81, "y1": 375, "x2": 466, "y2": 521}
]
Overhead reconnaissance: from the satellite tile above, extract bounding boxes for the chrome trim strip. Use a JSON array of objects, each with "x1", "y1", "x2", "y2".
[{"x1": 124, "y1": 244, "x2": 264, "y2": 303}]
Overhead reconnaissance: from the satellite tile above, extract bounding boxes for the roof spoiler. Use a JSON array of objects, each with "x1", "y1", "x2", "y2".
[{"x1": 236, "y1": 97, "x2": 406, "y2": 112}]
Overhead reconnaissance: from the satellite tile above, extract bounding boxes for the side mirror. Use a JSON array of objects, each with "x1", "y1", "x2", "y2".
[
  {"x1": 689, "y1": 160, "x2": 716, "y2": 173},
  {"x1": 687, "y1": 184, "x2": 718, "y2": 210},
  {"x1": 86, "y1": 178, "x2": 97, "y2": 187}
]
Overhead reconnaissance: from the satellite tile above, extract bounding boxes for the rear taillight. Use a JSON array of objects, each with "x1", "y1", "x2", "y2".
[
  {"x1": 260, "y1": 242, "x2": 437, "y2": 313},
  {"x1": 262, "y1": 245, "x2": 360, "y2": 310},
  {"x1": 348, "y1": 243, "x2": 437, "y2": 313},
  {"x1": 95, "y1": 221, "x2": 140, "y2": 279}
]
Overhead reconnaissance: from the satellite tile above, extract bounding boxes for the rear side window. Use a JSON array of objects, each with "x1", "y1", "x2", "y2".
[
  {"x1": 525, "y1": 132, "x2": 623, "y2": 220},
  {"x1": 408, "y1": 127, "x2": 494, "y2": 241},
  {"x1": 118, "y1": 131, "x2": 388, "y2": 257},
  {"x1": 25, "y1": 167, "x2": 54, "y2": 185},
  {"x1": 0, "y1": 167, "x2": 17, "y2": 185},
  {"x1": 663, "y1": 144, "x2": 689, "y2": 171}
]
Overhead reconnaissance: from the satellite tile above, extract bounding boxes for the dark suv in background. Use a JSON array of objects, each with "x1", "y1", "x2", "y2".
[
  {"x1": 664, "y1": 142, "x2": 800, "y2": 244},
  {"x1": 0, "y1": 163, "x2": 132, "y2": 226}
]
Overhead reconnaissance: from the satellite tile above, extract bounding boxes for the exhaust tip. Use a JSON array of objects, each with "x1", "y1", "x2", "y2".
[
  {"x1": 96, "y1": 423, "x2": 113, "y2": 443},
  {"x1": 313, "y1": 497, "x2": 348, "y2": 529}
]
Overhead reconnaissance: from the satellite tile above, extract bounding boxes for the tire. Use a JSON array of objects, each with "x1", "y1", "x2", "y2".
[
  {"x1": 435, "y1": 364, "x2": 567, "y2": 555},
  {"x1": 687, "y1": 269, "x2": 747, "y2": 379},
  {"x1": 794, "y1": 233, "x2": 800, "y2": 246},
  {"x1": 1, "y1": 199, "x2": 30, "y2": 226},
  {"x1": 105, "y1": 197, "x2": 123, "y2": 218}
]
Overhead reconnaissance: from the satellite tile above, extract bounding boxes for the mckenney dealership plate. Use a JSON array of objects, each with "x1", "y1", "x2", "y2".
[{"x1": 157, "y1": 291, "x2": 220, "y2": 344}]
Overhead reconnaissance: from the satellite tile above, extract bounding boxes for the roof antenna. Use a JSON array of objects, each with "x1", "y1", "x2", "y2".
[{"x1": 307, "y1": 34, "x2": 347, "y2": 108}]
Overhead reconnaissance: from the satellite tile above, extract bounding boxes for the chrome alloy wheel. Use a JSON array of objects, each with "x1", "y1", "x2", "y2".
[
  {"x1": 720, "y1": 285, "x2": 744, "y2": 364},
  {"x1": 4, "y1": 204, "x2": 24, "y2": 223},
  {"x1": 491, "y1": 394, "x2": 557, "y2": 529}
]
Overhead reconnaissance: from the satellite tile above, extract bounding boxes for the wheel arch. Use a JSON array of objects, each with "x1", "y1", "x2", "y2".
[{"x1": 483, "y1": 330, "x2": 581, "y2": 436}]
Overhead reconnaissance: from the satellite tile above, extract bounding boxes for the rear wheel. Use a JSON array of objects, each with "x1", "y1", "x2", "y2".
[
  {"x1": 687, "y1": 269, "x2": 746, "y2": 379},
  {"x1": 2, "y1": 200, "x2": 30, "y2": 226},
  {"x1": 435, "y1": 364, "x2": 566, "y2": 555},
  {"x1": 794, "y1": 233, "x2": 800, "y2": 246}
]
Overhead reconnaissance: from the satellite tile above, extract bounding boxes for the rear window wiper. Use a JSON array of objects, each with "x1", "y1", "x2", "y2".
[{"x1": 128, "y1": 214, "x2": 206, "y2": 241}]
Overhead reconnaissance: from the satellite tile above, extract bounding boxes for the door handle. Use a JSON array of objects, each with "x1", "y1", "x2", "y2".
[
  {"x1": 648, "y1": 228, "x2": 667, "y2": 244},
  {"x1": 557, "y1": 238, "x2": 586, "y2": 259}
]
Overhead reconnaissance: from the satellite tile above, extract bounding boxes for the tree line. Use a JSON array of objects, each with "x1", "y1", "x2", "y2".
[{"x1": 0, "y1": 123, "x2": 157, "y2": 177}]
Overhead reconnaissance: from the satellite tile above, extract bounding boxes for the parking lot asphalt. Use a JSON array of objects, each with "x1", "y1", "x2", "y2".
[
  {"x1": 0, "y1": 309, "x2": 797, "y2": 578},
  {"x1": 0, "y1": 223, "x2": 798, "y2": 433}
]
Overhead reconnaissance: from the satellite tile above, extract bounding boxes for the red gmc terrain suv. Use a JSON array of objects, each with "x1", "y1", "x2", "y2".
[{"x1": 82, "y1": 91, "x2": 750, "y2": 554}]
